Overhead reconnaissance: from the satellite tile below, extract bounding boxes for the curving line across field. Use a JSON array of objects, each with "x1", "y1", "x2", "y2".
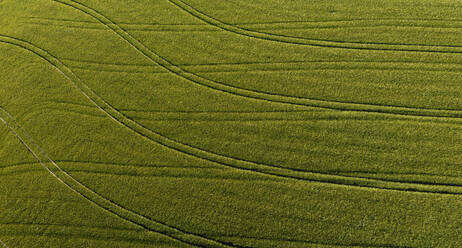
[
  {"x1": 53, "y1": 0, "x2": 462, "y2": 120},
  {"x1": 166, "y1": 0, "x2": 462, "y2": 53}
]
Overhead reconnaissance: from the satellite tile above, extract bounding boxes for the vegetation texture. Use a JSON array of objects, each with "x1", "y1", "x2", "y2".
[{"x1": 1, "y1": 0, "x2": 462, "y2": 247}]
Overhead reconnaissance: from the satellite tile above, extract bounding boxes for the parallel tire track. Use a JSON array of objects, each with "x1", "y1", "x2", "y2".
[
  {"x1": 24, "y1": 16, "x2": 462, "y2": 25},
  {"x1": 0, "y1": 104, "x2": 233, "y2": 247},
  {"x1": 53, "y1": 0, "x2": 462, "y2": 120},
  {"x1": 2, "y1": 34, "x2": 462, "y2": 196},
  {"x1": 167, "y1": 0, "x2": 462, "y2": 53}
]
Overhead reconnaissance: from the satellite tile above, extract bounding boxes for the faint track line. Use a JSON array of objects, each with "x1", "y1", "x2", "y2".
[
  {"x1": 3, "y1": 156, "x2": 462, "y2": 187},
  {"x1": 64, "y1": 58, "x2": 462, "y2": 67},
  {"x1": 4, "y1": 160, "x2": 462, "y2": 180},
  {"x1": 52, "y1": 0, "x2": 462, "y2": 119},
  {"x1": 27, "y1": 21, "x2": 462, "y2": 33},
  {"x1": 0, "y1": 107, "x2": 235, "y2": 248},
  {"x1": 58, "y1": 56, "x2": 462, "y2": 79},
  {"x1": 167, "y1": 0, "x2": 462, "y2": 53},
  {"x1": 4, "y1": 165, "x2": 461, "y2": 187},
  {"x1": 23, "y1": 15, "x2": 462, "y2": 28},
  {"x1": 16, "y1": 100, "x2": 462, "y2": 127},
  {"x1": 61, "y1": 57, "x2": 462, "y2": 67},
  {"x1": 69, "y1": 63, "x2": 462, "y2": 74}
]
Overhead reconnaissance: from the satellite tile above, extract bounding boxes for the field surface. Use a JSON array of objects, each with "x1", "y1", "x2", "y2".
[{"x1": 1, "y1": 0, "x2": 462, "y2": 247}]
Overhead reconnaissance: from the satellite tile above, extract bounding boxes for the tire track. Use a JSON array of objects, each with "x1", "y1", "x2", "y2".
[
  {"x1": 65, "y1": 58, "x2": 462, "y2": 67},
  {"x1": 167, "y1": 0, "x2": 462, "y2": 53},
  {"x1": 27, "y1": 21, "x2": 462, "y2": 33},
  {"x1": 65, "y1": 57, "x2": 462, "y2": 74},
  {"x1": 52, "y1": 0, "x2": 462, "y2": 119},
  {"x1": 70, "y1": 63, "x2": 462, "y2": 74},
  {"x1": 0, "y1": 107, "x2": 234, "y2": 248},
  {"x1": 221, "y1": 17, "x2": 462, "y2": 25},
  {"x1": 24, "y1": 16, "x2": 462, "y2": 28},
  {"x1": 58, "y1": 57, "x2": 462, "y2": 78},
  {"x1": 5, "y1": 164, "x2": 461, "y2": 188},
  {"x1": 4, "y1": 153, "x2": 462, "y2": 187},
  {"x1": 61, "y1": 58, "x2": 462, "y2": 67}
]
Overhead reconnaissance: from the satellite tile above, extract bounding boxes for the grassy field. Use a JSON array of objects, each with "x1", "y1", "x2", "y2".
[{"x1": 1, "y1": 0, "x2": 462, "y2": 247}]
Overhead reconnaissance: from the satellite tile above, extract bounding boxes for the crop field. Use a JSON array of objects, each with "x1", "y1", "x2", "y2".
[{"x1": 1, "y1": 0, "x2": 462, "y2": 247}]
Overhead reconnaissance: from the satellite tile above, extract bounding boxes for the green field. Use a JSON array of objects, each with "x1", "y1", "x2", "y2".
[{"x1": 1, "y1": 0, "x2": 462, "y2": 247}]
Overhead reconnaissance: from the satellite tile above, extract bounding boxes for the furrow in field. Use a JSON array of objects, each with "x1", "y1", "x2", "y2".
[
  {"x1": 166, "y1": 0, "x2": 462, "y2": 53},
  {"x1": 52, "y1": 0, "x2": 462, "y2": 119}
]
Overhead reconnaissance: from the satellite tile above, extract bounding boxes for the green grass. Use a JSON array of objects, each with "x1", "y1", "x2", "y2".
[{"x1": 1, "y1": 0, "x2": 462, "y2": 247}]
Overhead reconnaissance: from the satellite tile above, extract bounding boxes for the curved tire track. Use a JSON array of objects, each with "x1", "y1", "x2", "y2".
[
  {"x1": 2, "y1": 35, "x2": 462, "y2": 196},
  {"x1": 53, "y1": 0, "x2": 462, "y2": 120},
  {"x1": 167, "y1": 0, "x2": 462, "y2": 53}
]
